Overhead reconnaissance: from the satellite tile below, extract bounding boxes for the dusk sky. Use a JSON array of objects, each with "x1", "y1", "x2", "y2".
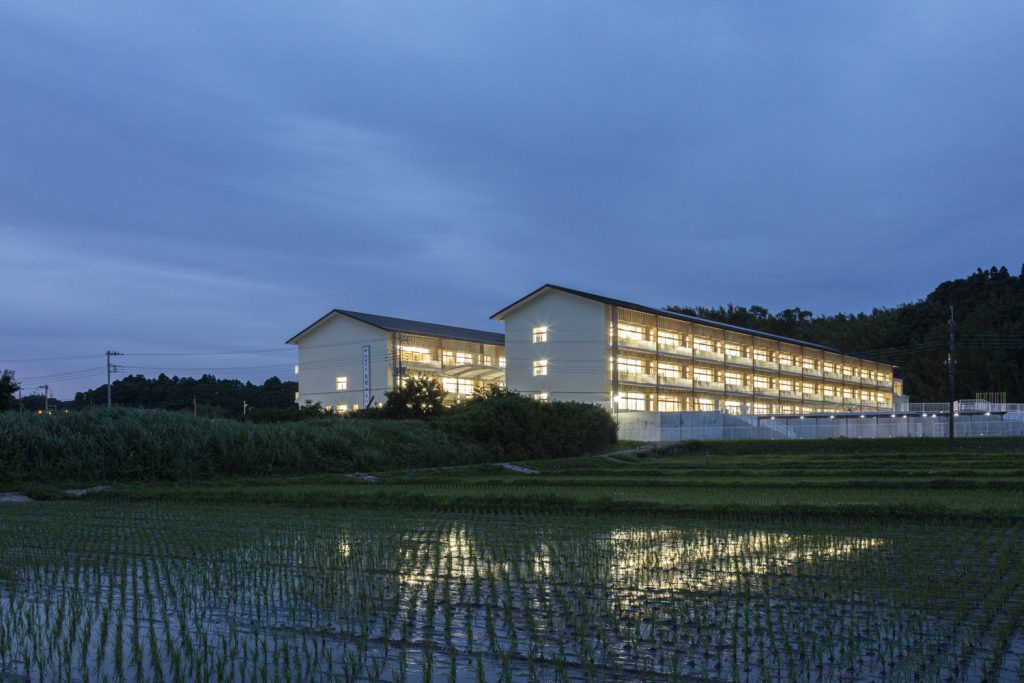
[{"x1": 3, "y1": 2, "x2": 1023, "y2": 399}]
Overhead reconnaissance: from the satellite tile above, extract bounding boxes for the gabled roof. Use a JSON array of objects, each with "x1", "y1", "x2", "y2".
[
  {"x1": 287, "y1": 309, "x2": 504, "y2": 346},
  {"x1": 492, "y1": 284, "x2": 866, "y2": 358}
]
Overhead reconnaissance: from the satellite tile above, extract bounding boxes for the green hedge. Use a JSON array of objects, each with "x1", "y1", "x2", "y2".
[
  {"x1": 433, "y1": 394, "x2": 618, "y2": 460},
  {"x1": 0, "y1": 409, "x2": 484, "y2": 481}
]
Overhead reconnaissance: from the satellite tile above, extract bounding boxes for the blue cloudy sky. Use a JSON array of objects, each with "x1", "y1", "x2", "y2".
[{"x1": 2, "y1": 1, "x2": 1023, "y2": 398}]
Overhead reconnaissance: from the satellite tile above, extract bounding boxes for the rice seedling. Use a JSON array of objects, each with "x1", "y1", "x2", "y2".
[{"x1": 0, "y1": 502, "x2": 1023, "y2": 680}]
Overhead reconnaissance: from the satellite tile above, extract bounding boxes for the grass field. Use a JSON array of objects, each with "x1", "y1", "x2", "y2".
[
  {"x1": 88, "y1": 438, "x2": 1024, "y2": 519},
  {"x1": 2, "y1": 439, "x2": 1024, "y2": 681}
]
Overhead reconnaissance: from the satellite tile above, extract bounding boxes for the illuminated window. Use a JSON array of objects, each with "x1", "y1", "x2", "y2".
[
  {"x1": 779, "y1": 353, "x2": 794, "y2": 366},
  {"x1": 823, "y1": 385, "x2": 836, "y2": 397},
  {"x1": 618, "y1": 357, "x2": 643, "y2": 375},
  {"x1": 657, "y1": 362, "x2": 681, "y2": 379},
  {"x1": 753, "y1": 375, "x2": 770, "y2": 389},
  {"x1": 724, "y1": 371, "x2": 743, "y2": 386},
  {"x1": 617, "y1": 392, "x2": 646, "y2": 410},
  {"x1": 823, "y1": 361, "x2": 836, "y2": 373},
  {"x1": 724, "y1": 400, "x2": 742, "y2": 414},
  {"x1": 336, "y1": 376, "x2": 347, "y2": 391},
  {"x1": 753, "y1": 403, "x2": 769, "y2": 415},
  {"x1": 401, "y1": 346, "x2": 432, "y2": 363},
  {"x1": 455, "y1": 351, "x2": 473, "y2": 365},
  {"x1": 780, "y1": 404, "x2": 798, "y2": 415},
  {"x1": 337, "y1": 404, "x2": 348, "y2": 413},
  {"x1": 802, "y1": 358, "x2": 816, "y2": 370},
  {"x1": 843, "y1": 387, "x2": 854, "y2": 399},
  {"x1": 693, "y1": 337, "x2": 714, "y2": 353},
  {"x1": 693, "y1": 367, "x2": 713, "y2": 383},
  {"x1": 533, "y1": 360, "x2": 548, "y2": 376},
  {"x1": 696, "y1": 398, "x2": 716, "y2": 412},
  {"x1": 324, "y1": 405, "x2": 333, "y2": 413},
  {"x1": 617, "y1": 323, "x2": 644, "y2": 342},
  {"x1": 294, "y1": 365, "x2": 299, "y2": 375},
  {"x1": 842, "y1": 365, "x2": 853, "y2": 377},
  {"x1": 658, "y1": 395, "x2": 682, "y2": 411},
  {"x1": 724, "y1": 343, "x2": 742, "y2": 358},
  {"x1": 535, "y1": 392, "x2": 549, "y2": 402},
  {"x1": 442, "y1": 378, "x2": 474, "y2": 396},
  {"x1": 499, "y1": 356, "x2": 506, "y2": 368},
  {"x1": 657, "y1": 330, "x2": 681, "y2": 347},
  {"x1": 779, "y1": 379, "x2": 795, "y2": 392},
  {"x1": 753, "y1": 348, "x2": 770, "y2": 362},
  {"x1": 532, "y1": 326, "x2": 548, "y2": 343}
]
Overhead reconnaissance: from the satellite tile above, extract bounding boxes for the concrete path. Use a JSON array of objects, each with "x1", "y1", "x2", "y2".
[
  {"x1": 0, "y1": 492, "x2": 34, "y2": 503},
  {"x1": 498, "y1": 463, "x2": 539, "y2": 474}
]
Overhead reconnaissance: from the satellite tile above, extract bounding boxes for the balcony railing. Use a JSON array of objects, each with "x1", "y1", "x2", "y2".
[
  {"x1": 801, "y1": 366, "x2": 822, "y2": 378},
  {"x1": 753, "y1": 359, "x2": 778, "y2": 371},
  {"x1": 658, "y1": 376, "x2": 693, "y2": 389},
  {"x1": 779, "y1": 390, "x2": 803, "y2": 400},
  {"x1": 693, "y1": 380, "x2": 725, "y2": 392},
  {"x1": 693, "y1": 348, "x2": 724, "y2": 362},
  {"x1": 403, "y1": 359, "x2": 442, "y2": 370},
  {"x1": 659, "y1": 344, "x2": 693, "y2": 356},
  {"x1": 619, "y1": 372, "x2": 657, "y2": 385},
  {"x1": 617, "y1": 338, "x2": 655, "y2": 351},
  {"x1": 823, "y1": 371, "x2": 845, "y2": 381}
]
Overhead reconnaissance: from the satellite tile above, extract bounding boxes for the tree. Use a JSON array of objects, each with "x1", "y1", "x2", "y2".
[
  {"x1": 0, "y1": 369, "x2": 20, "y2": 410},
  {"x1": 378, "y1": 376, "x2": 448, "y2": 419}
]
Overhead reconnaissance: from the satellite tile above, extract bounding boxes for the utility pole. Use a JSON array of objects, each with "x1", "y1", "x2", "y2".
[
  {"x1": 106, "y1": 350, "x2": 123, "y2": 407},
  {"x1": 242, "y1": 400, "x2": 248, "y2": 418},
  {"x1": 37, "y1": 384, "x2": 50, "y2": 413},
  {"x1": 193, "y1": 394, "x2": 197, "y2": 416},
  {"x1": 947, "y1": 305, "x2": 956, "y2": 448}
]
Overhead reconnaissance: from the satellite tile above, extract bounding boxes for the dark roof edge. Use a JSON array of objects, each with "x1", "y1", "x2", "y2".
[
  {"x1": 287, "y1": 309, "x2": 504, "y2": 346},
  {"x1": 493, "y1": 284, "x2": 891, "y2": 366}
]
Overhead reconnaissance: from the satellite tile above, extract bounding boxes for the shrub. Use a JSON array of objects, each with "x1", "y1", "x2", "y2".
[{"x1": 434, "y1": 391, "x2": 617, "y2": 460}]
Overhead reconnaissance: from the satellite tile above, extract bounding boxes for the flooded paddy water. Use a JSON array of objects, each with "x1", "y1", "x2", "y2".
[{"x1": 0, "y1": 503, "x2": 1022, "y2": 681}]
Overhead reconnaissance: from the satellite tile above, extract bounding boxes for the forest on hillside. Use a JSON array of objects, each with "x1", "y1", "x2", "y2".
[
  {"x1": 668, "y1": 265, "x2": 1024, "y2": 402},
  {"x1": 72, "y1": 374, "x2": 298, "y2": 417}
]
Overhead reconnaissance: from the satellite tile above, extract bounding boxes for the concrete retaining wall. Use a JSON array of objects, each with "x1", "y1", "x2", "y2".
[{"x1": 616, "y1": 411, "x2": 1024, "y2": 442}]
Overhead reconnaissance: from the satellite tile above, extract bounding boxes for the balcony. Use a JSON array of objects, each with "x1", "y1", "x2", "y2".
[
  {"x1": 752, "y1": 387, "x2": 779, "y2": 398},
  {"x1": 801, "y1": 393, "x2": 824, "y2": 403},
  {"x1": 659, "y1": 344, "x2": 693, "y2": 357},
  {"x1": 619, "y1": 372, "x2": 657, "y2": 386},
  {"x1": 658, "y1": 376, "x2": 693, "y2": 389},
  {"x1": 693, "y1": 380, "x2": 725, "y2": 392},
  {"x1": 824, "y1": 394, "x2": 843, "y2": 403},
  {"x1": 693, "y1": 348, "x2": 724, "y2": 362},
  {"x1": 779, "y1": 390, "x2": 803, "y2": 400},
  {"x1": 823, "y1": 371, "x2": 845, "y2": 381},
  {"x1": 403, "y1": 358, "x2": 442, "y2": 370},
  {"x1": 801, "y1": 366, "x2": 822, "y2": 378},
  {"x1": 753, "y1": 359, "x2": 778, "y2": 371},
  {"x1": 619, "y1": 338, "x2": 656, "y2": 352}
]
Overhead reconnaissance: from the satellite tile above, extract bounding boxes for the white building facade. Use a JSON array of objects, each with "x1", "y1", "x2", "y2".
[
  {"x1": 286, "y1": 310, "x2": 505, "y2": 412},
  {"x1": 492, "y1": 285, "x2": 897, "y2": 415}
]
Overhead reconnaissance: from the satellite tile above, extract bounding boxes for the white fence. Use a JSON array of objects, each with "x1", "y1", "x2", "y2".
[{"x1": 616, "y1": 410, "x2": 1024, "y2": 442}]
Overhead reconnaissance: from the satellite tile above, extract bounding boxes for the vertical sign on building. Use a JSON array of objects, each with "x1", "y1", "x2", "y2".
[{"x1": 362, "y1": 345, "x2": 371, "y2": 407}]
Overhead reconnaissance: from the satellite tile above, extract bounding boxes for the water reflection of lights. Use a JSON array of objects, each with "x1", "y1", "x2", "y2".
[{"x1": 607, "y1": 528, "x2": 885, "y2": 592}]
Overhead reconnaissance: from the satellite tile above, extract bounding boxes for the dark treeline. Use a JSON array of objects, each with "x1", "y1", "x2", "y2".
[
  {"x1": 668, "y1": 265, "x2": 1024, "y2": 402},
  {"x1": 73, "y1": 374, "x2": 298, "y2": 417}
]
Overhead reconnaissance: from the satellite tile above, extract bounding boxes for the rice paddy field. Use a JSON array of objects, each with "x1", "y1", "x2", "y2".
[{"x1": 2, "y1": 440, "x2": 1024, "y2": 681}]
